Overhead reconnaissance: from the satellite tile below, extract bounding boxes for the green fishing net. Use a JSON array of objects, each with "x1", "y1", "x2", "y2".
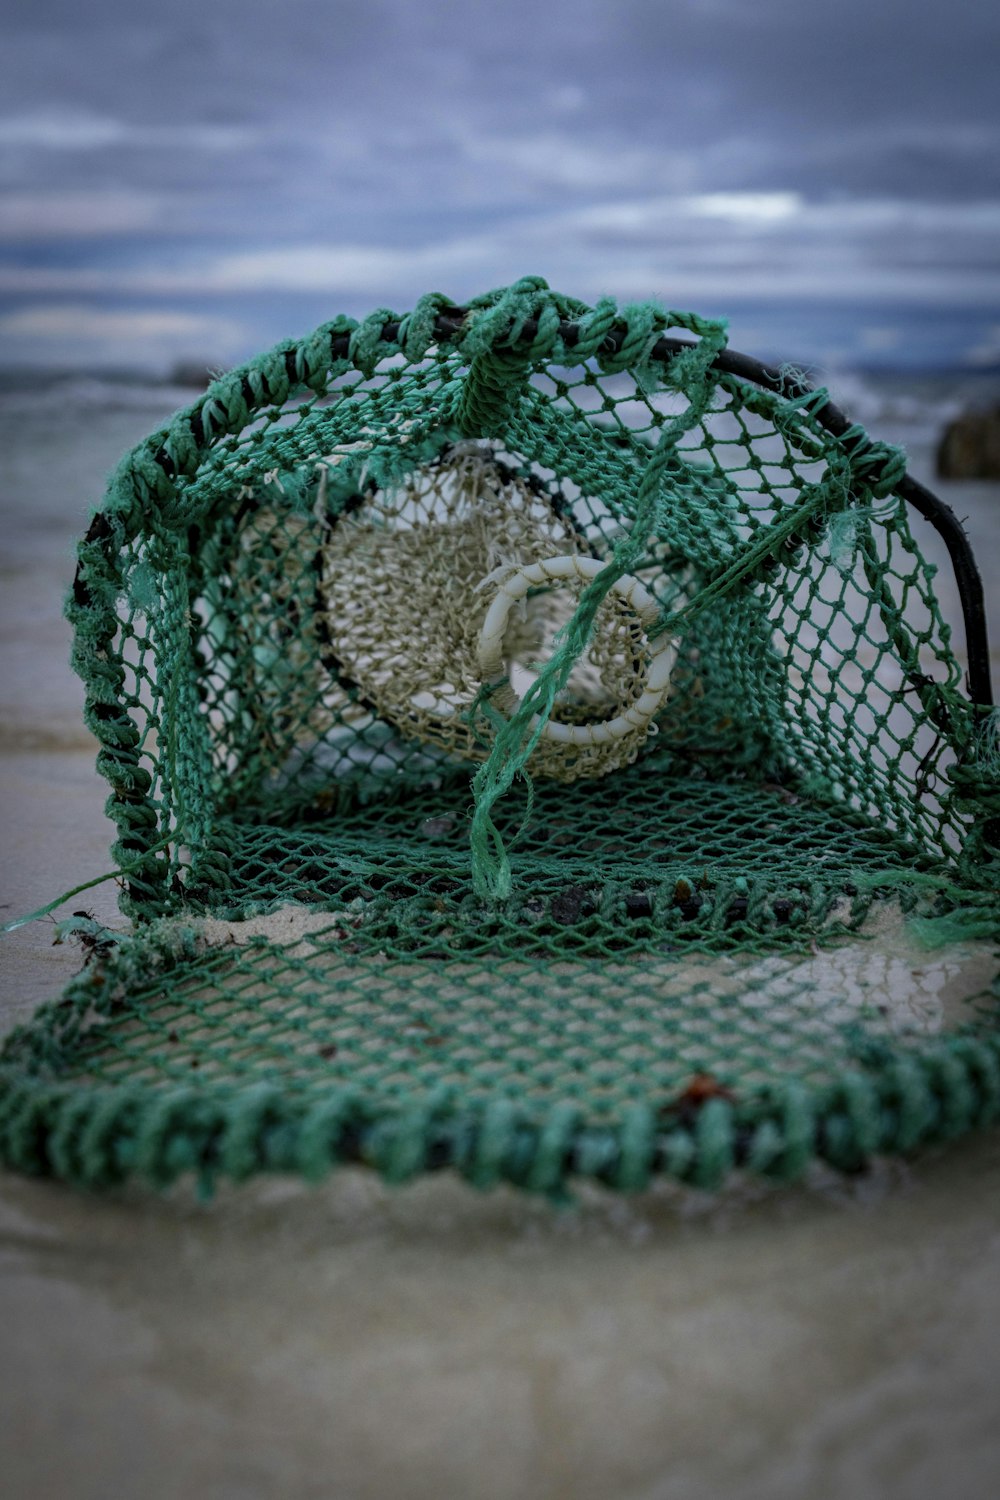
[{"x1": 3, "y1": 278, "x2": 999, "y2": 1195}]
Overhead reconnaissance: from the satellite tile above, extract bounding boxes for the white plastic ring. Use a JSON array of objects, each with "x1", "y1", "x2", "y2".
[{"x1": 476, "y1": 554, "x2": 676, "y2": 746}]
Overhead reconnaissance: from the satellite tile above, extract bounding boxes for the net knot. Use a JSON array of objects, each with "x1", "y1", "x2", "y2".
[
  {"x1": 947, "y1": 762, "x2": 1000, "y2": 815},
  {"x1": 948, "y1": 708, "x2": 1000, "y2": 811},
  {"x1": 461, "y1": 275, "x2": 561, "y2": 362},
  {"x1": 840, "y1": 427, "x2": 908, "y2": 498},
  {"x1": 348, "y1": 308, "x2": 399, "y2": 378},
  {"x1": 595, "y1": 301, "x2": 667, "y2": 374},
  {"x1": 570, "y1": 297, "x2": 620, "y2": 363},
  {"x1": 251, "y1": 342, "x2": 298, "y2": 407},
  {"x1": 296, "y1": 314, "x2": 359, "y2": 392},
  {"x1": 397, "y1": 292, "x2": 457, "y2": 363}
]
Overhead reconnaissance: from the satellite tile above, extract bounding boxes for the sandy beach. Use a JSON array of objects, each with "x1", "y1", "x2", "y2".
[{"x1": 2, "y1": 379, "x2": 999, "y2": 1500}]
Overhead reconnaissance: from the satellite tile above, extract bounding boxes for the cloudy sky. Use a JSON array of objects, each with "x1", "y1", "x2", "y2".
[{"x1": 1, "y1": 0, "x2": 998, "y2": 372}]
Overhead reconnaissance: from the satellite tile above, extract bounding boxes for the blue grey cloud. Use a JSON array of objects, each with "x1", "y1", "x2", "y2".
[{"x1": 1, "y1": 0, "x2": 998, "y2": 369}]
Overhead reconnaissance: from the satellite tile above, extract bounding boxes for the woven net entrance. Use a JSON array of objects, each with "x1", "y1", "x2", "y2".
[
  {"x1": 2, "y1": 280, "x2": 998, "y2": 1195},
  {"x1": 314, "y1": 442, "x2": 671, "y2": 780}
]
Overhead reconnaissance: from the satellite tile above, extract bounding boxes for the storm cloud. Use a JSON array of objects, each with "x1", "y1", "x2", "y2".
[{"x1": 1, "y1": 0, "x2": 998, "y2": 369}]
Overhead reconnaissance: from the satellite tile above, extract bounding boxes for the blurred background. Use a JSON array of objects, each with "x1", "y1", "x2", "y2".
[
  {"x1": 2, "y1": 14, "x2": 1000, "y2": 1500},
  {"x1": 1, "y1": 0, "x2": 998, "y2": 386}
]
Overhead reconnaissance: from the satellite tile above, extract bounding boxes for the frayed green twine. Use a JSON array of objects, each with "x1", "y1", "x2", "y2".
[
  {"x1": 469, "y1": 321, "x2": 726, "y2": 900},
  {"x1": 907, "y1": 910, "x2": 999, "y2": 948},
  {"x1": 825, "y1": 493, "x2": 901, "y2": 574},
  {"x1": 971, "y1": 705, "x2": 1000, "y2": 779},
  {"x1": 1, "y1": 834, "x2": 174, "y2": 935}
]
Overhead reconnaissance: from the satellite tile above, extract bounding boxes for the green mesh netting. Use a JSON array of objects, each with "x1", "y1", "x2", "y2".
[{"x1": 2, "y1": 278, "x2": 999, "y2": 1196}]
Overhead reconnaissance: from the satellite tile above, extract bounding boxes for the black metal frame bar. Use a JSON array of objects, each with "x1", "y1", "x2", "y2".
[
  {"x1": 193, "y1": 307, "x2": 994, "y2": 711},
  {"x1": 683, "y1": 341, "x2": 994, "y2": 713},
  {"x1": 424, "y1": 312, "x2": 993, "y2": 712}
]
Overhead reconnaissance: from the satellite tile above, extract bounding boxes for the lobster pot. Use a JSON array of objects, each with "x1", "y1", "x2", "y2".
[{"x1": 2, "y1": 282, "x2": 998, "y2": 1196}]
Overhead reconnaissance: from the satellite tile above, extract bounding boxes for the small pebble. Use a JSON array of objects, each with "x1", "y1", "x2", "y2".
[{"x1": 421, "y1": 816, "x2": 455, "y2": 839}]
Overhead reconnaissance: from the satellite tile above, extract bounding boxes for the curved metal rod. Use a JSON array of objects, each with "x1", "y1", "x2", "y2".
[
  {"x1": 187, "y1": 308, "x2": 995, "y2": 711},
  {"x1": 680, "y1": 341, "x2": 993, "y2": 713},
  {"x1": 438, "y1": 313, "x2": 995, "y2": 710}
]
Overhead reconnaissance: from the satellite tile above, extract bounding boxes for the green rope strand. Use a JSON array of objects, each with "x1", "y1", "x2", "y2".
[
  {"x1": 468, "y1": 324, "x2": 727, "y2": 900},
  {"x1": 1, "y1": 835, "x2": 174, "y2": 935}
]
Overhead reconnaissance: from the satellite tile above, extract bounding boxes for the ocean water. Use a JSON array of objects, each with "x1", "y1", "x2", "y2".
[
  {"x1": 2, "y1": 365, "x2": 997, "y2": 544},
  {"x1": 0, "y1": 379, "x2": 209, "y2": 748}
]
